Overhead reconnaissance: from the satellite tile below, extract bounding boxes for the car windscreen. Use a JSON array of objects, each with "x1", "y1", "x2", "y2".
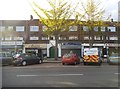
[{"x1": 63, "y1": 54, "x2": 73, "y2": 58}]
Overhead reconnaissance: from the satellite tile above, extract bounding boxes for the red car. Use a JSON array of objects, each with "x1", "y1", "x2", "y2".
[{"x1": 61, "y1": 53, "x2": 80, "y2": 65}]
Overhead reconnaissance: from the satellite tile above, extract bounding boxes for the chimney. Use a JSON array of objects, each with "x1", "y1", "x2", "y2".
[{"x1": 30, "y1": 15, "x2": 33, "y2": 20}]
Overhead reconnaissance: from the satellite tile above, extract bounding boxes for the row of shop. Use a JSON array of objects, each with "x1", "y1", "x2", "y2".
[{"x1": 0, "y1": 41, "x2": 119, "y2": 58}]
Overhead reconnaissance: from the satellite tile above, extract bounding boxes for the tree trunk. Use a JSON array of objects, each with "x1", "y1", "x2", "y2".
[{"x1": 54, "y1": 35, "x2": 58, "y2": 60}]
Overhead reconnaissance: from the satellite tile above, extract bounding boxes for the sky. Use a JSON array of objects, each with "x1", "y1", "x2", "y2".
[{"x1": 0, "y1": 0, "x2": 119, "y2": 21}]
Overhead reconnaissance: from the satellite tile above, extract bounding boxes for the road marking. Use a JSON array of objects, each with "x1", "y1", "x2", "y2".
[
  {"x1": 16, "y1": 74, "x2": 84, "y2": 77},
  {"x1": 114, "y1": 73, "x2": 120, "y2": 75}
]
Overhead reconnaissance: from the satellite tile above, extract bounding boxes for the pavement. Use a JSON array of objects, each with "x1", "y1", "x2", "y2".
[{"x1": 43, "y1": 58, "x2": 108, "y2": 63}]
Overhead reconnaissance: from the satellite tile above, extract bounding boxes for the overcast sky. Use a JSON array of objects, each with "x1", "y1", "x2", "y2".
[{"x1": 0, "y1": 0, "x2": 119, "y2": 21}]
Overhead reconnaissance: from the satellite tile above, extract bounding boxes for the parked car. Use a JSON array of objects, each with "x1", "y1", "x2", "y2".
[
  {"x1": 61, "y1": 53, "x2": 80, "y2": 65},
  {"x1": 107, "y1": 53, "x2": 120, "y2": 65},
  {"x1": 12, "y1": 53, "x2": 43, "y2": 66},
  {"x1": 0, "y1": 52, "x2": 13, "y2": 66}
]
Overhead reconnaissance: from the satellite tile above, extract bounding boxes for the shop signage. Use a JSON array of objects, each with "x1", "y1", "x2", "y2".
[
  {"x1": 62, "y1": 42, "x2": 81, "y2": 49},
  {"x1": 24, "y1": 44, "x2": 47, "y2": 48},
  {"x1": 0, "y1": 41, "x2": 23, "y2": 45}
]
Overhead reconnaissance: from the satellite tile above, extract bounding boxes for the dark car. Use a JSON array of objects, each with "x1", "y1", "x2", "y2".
[
  {"x1": 107, "y1": 53, "x2": 120, "y2": 65},
  {"x1": 0, "y1": 52, "x2": 13, "y2": 66},
  {"x1": 12, "y1": 53, "x2": 43, "y2": 66},
  {"x1": 61, "y1": 53, "x2": 80, "y2": 65}
]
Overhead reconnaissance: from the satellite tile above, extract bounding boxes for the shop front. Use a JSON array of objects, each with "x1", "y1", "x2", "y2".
[
  {"x1": 61, "y1": 42, "x2": 81, "y2": 57},
  {"x1": 24, "y1": 44, "x2": 47, "y2": 58}
]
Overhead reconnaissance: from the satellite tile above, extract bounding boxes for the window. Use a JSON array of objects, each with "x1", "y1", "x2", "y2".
[
  {"x1": 84, "y1": 36, "x2": 89, "y2": 40},
  {"x1": 42, "y1": 26, "x2": 47, "y2": 31},
  {"x1": 30, "y1": 37, "x2": 39, "y2": 40},
  {"x1": 94, "y1": 36, "x2": 101, "y2": 40},
  {"x1": 41, "y1": 37, "x2": 49, "y2": 40},
  {"x1": 59, "y1": 37, "x2": 67, "y2": 40},
  {"x1": 30, "y1": 26, "x2": 39, "y2": 32},
  {"x1": 69, "y1": 36, "x2": 78, "y2": 40},
  {"x1": 101, "y1": 26, "x2": 105, "y2": 32},
  {"x1": 0, "y1": 26, "x2": 5, "y2": 31},
  {"x1": 5, "y1": 37, "x2": 12, "y2": 40},
  {"x1": 69, "y1": 26, "x2": 77, "y2": 31},
  {"x1": 8, "y1": 26, "x2": 14, "y2": 31},
  {"x1": 16, "y1": 26, "x2": 24, "y2": 32},
  {"x1": 14, "y1": 37, "x2": 23, "y2": 40},
  {"x1": 107, "y1": 27, "x2": 116, "y2": 32},
  {"x1": 109, "y1": 36, "x2": 118, "y2": 40},
  {"x1": 94, "y1": 27, "x2": 98, "y2": 31},
  {"x1": 83, "y1": 26, "x2": 89, "y2": 31}
]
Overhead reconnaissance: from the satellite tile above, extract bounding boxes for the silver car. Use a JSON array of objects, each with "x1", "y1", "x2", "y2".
[{"x1": 107, "y1": 53, "x2": 120, "y2": 65}]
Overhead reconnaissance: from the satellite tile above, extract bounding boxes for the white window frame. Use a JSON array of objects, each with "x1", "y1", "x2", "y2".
[
  {"x1": 83, "y1": 26, "x2": 89, "y2": 31},
  {"x1": 30, "y1": 37, "x2": 39, "y2": 40},
  {"x1": 69, "y1": 26, "x2": 77, "y2": 31},
  {"x1": 16, "y1": 26, "x2": 24, "y2": 32},
  {"x1": 69, "y1": 36, "x2": 78, "y2": 40},
  {"x1": 0, "y1": 26, "x2": 5, "y2": 31},
  {"x1": 30, "y1": 26, "x2": 39, "y2": 32},
  {"x1": 107, "y1": 27, "x2": 116, "y2": 32}
]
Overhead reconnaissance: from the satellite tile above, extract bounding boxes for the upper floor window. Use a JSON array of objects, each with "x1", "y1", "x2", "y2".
[
  {"x1": 69, "y1": 36, "x2": 78, "y2": 40},
  {"x1": 69, "y1": 26, "x2": 77, "y2": 31},
  {"x1": 107, "y1": 27, "x2": 116, "y2": 32},
  {"x1": 94, "y1": 27, "x2": 98, "y2": 31},
  {"x1": 30, "y1": 36, "x2": 39, "y2": 40},
  {"x1": 101, "y1": 26, "x2": 105, "y2": 32},
  {"x1": 14, "y1": 37, "x2": 23, "y2": 40},
  {"x1": 0, "y1": 26, "x2": 5, "y2": 31},
  {"x1": 59, "y1": 37, "x2": 67, "y2": 40},
  {"x1": 16, "y1": 26, "x2": 24, "y2": 32},
  {"x1": 30, "y1": 26, "x2": 39, "y2": 32},
  {"x1": 5, "y1": 37, "x2": 12, "y2": 40},
  {"x1": 8, "y1": 26, "x2": 14, "y2": 31},
  {"x1": 109, "y1": 36, "x2": 118, "y2": 40},
  {"x1": 83, "y1": 26, "x2": 89, "y2": 31},
  {"x1": 42, "y1": 26, "x2": 48, "y2": 31},
  {"x1": 41, "y1": 37, "x2": 49, "y2": 40},
  {"x1": 84, "y1": 36, "x2": 89, "y2": 40},
  {"x1": 94, "y1": 36, "x2": 101, "y2": 40}
]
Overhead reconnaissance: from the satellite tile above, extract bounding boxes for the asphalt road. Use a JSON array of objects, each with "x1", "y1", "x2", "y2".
[{"x1": 1, "y1": 63, "x2": 120, "y2": 87}]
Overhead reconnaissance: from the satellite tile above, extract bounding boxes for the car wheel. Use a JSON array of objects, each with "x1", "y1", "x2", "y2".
[
  {"x1": 62, "y1": 63, "x2": 65, "y2": 65},
  {"x1": 74, "y1": 62, "x2": 77, "y2": 65},
  {"x1": 22, "y1": 61, "x2": 27, "y2": 66},
  {"x1": 84, "y1": 62, "x2": 86, "y2": 65},
  {"x1": 38, "y1": 60, "x2": 42, "y2": 64}
]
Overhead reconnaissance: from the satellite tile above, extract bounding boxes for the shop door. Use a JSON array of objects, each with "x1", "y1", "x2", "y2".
[{"x1": 49, "y1": 47, "x2": 58, "y2": 58}]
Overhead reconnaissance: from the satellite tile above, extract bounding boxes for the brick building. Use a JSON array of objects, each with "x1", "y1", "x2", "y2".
[{"x1": 0, "y1": 19, "x2": 119, "y2": 58}]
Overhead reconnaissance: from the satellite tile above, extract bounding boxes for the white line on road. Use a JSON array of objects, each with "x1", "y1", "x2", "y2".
[
  {"x1": 114, "y1": 73, "x2": 120, "y2": 75},
  {"x1": 16, "y1": 74, "x2": 84, "y2": 77}
]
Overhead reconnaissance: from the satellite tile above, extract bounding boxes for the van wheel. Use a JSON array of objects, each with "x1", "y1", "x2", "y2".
[{"x1": 22, "y1": 61, "x2": 27, "y2": 66}]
